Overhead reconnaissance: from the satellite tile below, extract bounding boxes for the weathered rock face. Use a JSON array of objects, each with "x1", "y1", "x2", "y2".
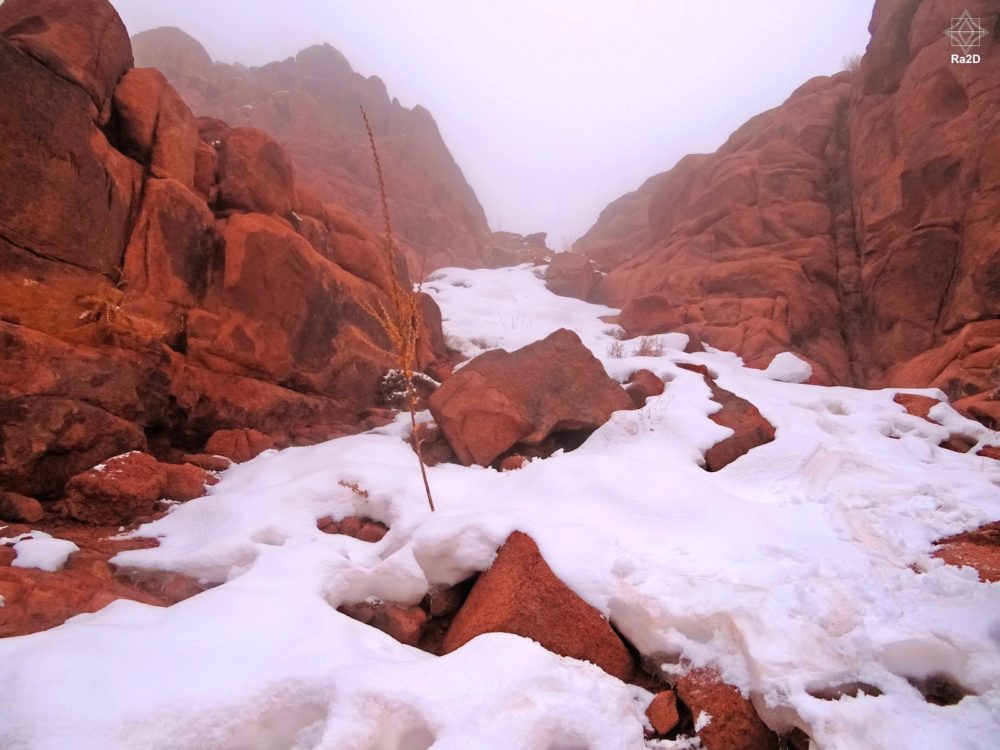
[
  {"x1": 0, "y1": 0, "x2": 450, "y2": 506},
  {"x1": 0, "y1": 520, "x2": 207, "y2": 638},
  {"x1": 0, "y1": 0, "x2": 133, "y2": 123},
  {"x1": 582, "y1": 74, "x2": 857, "y2": 386},
  {"x1": 545, "y1": 252, "x2": 599, "y2": 299},
  {"x1": 0, "y1": 35, "x2": 140, "y2": 276},
  {"x1": 442, "y1": 531, "x2": 636, "y2": 681},
  {"x1": 577, "y1": 0, "x2": 1000, "y2": 408},
  {"x1": 482, "y1": 230, "x2": 552, "y2": 268},
  {"x1": 217, "y1": 128, "x2": 295, "y2": 216},
  {"x1": 428, "y1": 329, "x2": 634, "y2": 466},
  {"x1": 131, "y1": 28, "x2": 491, "y2": 271},
  {"x1": 112, "y1": 67, "x2": 199, "y2": 187},
  {"x1": 850, "y1": 2, "x2": 1000, "y2": 389}
]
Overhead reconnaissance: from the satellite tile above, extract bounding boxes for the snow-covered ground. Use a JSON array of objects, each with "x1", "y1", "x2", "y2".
[{"x1": 2, "y1": 265, "x2": 999, "y2": 749}]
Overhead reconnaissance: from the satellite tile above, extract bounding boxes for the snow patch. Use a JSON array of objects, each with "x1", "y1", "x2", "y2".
[
  {"x1": 9, "y1": 531, "x2": 79, "y2": 572},
  {"x1": 0, "y1": 265, "x2": 998, "y2": 749},
  {"x1": 762, "y1": 351, "x2": 813, "y2": 383}
]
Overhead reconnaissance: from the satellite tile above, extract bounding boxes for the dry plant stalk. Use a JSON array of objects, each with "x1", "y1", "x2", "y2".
[
  {"x1": 338, "y1": 480, "x2": 370, "y2": 499},
  {"x1": 358, "y1": 105, "x2": 436, "y2": 512}
]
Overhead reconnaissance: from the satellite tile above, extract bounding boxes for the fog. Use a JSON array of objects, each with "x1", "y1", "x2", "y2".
[{"x1": 109, "y1": 1, "x2": 874, "y2": 245}]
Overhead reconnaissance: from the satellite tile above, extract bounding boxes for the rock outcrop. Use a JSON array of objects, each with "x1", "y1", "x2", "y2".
[
  {"x1": 428, "y1": 329, "x2": 634, "y2": 466},
  {"x1": 678, "y1": 364, "x2": 776, "y2": 470},
  {"x1": 933, "y1": 521, "x2": 1000, "y2": 583},
  {"x1": 674, "y1": 669, "x2": 779, "y2": 750},
  {"x1": 131, "y1": 27, "x2": 491, "y2": 271},
  {"x1": 575, "y1": 0, "x2": 1000, "y2": 413},
  {"x1": 0, "y1": 0, "x2": 450, "y2": 507},
  {"x1": 545, "y1": 252, "x2": 600, "y2": 299},
  {"x1": 442, "y1": 531, "x2": 635, "y2": 681},
  {"x1": 482, "y1": 231, "x2": 552, "y2": 268},
  {"x1": 0, "y1": 521, "x2": 206, "y2": 637}
]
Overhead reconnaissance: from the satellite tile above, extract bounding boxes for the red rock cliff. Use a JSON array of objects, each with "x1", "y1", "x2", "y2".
[
  {"x1": 577, "y1": 0, "x2": 1000, "y2": 426},
  {"x1": 130, "y1": 27, "x2": 491, "y2": 272},
  {"x1": 0, "y1": 0, "x2": 449, "y2": 500}
]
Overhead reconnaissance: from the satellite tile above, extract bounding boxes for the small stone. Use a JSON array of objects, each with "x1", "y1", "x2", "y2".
[
  {"x1": 181, "y1": 453, "x2": 232, "y2": 472},
  {"x1": 499, "y1": 454, "x2": 529, "y2": 471},
  {"x1": 0, "y1": 492, "x2": 45, "y2": 524},
  {"x1": 355, "y1": 521, "x2": 389, "y2": 543},
  {"x1": 339, "y1": 601, "x2": 427, "y2": 646},
  {"x1": 646, "y1": 690, "x2": 680, "y2": 736}
]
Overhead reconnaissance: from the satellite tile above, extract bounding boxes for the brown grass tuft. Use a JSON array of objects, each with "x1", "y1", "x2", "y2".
[{"x1": 77, "y1": 287, "x2": 166, "y2": 347}]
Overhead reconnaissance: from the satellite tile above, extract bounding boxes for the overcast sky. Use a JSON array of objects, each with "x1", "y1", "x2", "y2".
[{"x1": 109, "y1": 1, "x2": 874, "y2": 246}]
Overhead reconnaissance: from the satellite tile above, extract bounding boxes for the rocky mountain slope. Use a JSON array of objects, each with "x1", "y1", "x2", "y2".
[
  {"x1": 3, "y1": 263, "x2": 999, "y2": 749},
  {"x1": 0, "y1": 0, "x2": 449, "y2": 502},
  {"x1": 575, "y1": 0, "x2": 1000, "y2": 429},
  {"x1": 130, "y1": 26, "x2": 491, "y2": 271}
]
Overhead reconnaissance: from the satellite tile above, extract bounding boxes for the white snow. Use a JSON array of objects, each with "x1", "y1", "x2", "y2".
[
  {"x1": 1, "y1": 264, "x2": 999, "y2": 749},
  {"x1": 762, "y1": 351, "x2": 813, "y2": 383},
  {"x1": 5, "y1": 531, "x2": 79, "y2": 572}
]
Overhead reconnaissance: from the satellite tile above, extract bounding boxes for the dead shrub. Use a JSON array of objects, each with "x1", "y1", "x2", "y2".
[{"x1": 632, "y1": 336, "x2": 665, "y2": 357}]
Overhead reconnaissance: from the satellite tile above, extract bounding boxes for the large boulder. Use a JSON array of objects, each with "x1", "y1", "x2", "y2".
[
  {"x1": 0, "y1": 0, "x2": 133, "y2": 122},
  {"x1": 428, "y1": 329, "x2": 634, "y2": 466},
  {"x1": 190, "y1": 211, "x2": 393, "y2": 401},
  {"x1": 442, "y1": 531, "x2": 635, "y2": 681},
  {"x1": 217, "y1": 127, "x2": 295, "y2": 216},
  {"x1": 545, "y1": 252, "x2": 598, "y2": 299},
  {"x1": 62, "y1": 451, "x2": 166, "y2": 525},
  {"x1": 678, "y1": 364, "x2": 776, "y2": 470},
  {"x1": 0, "y1": 396, "x2": 147, "y2": 501},
  {"x1": 0, "y1": 36, "x2": 140, "y2": 276},
  {"x1": 113, "y1": 67, "x2": 199, "y2": 187},
  {"x1": 674, "y1": 669, "x2": 779, "y2": 750}
]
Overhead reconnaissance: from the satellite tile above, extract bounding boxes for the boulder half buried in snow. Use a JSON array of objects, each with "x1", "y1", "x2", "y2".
[
  {"x1": 428, "y1": 328, "x2": 634, "y2": 466},
  {"x1": 674, "y1": 669, "x2": 779, "y2": 750},
  {"x1": 442, "y1": 531, "x2": 635, "y2": 681},
  {"x1": 677, "y1": 363, "x2": 776, "y2": 471}
]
